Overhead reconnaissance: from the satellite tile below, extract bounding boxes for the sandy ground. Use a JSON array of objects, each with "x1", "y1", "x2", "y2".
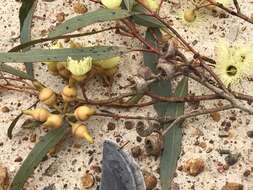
[{"x1": 0, "y1": 0, "x2": 253, "y2": 189}]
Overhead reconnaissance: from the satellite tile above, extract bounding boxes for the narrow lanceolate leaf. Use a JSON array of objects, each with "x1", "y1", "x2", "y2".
[
  {"x1": 19, "y1": 0, "x2": 37, "y2": 78},
  {"x1": 0, "y1": 63, "x2": 33, "y2": 80},
  {"x1": 10, "y1": 123, "x2": 69, "y2": 190},
  {"x1": 160, "y1": 77, "x2": 188, "y2": 190},
  {"x1": 49, "y1": 9, "x2": 131, "y2": 37},
  {"x1": 0, "y1": 46, "x2": 126, "y2": 63},
  {"x1": 124, "y1": 0, "x2": 135, "y2": 11}
]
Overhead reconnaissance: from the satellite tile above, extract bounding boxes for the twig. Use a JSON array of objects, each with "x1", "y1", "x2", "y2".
[
  {"x1": 162, "y1": 105, "x2": 234, "y2": 136},
  {"x1": 9, "y1": 27, "x2": 120, "y2": 52},
  {"x1": 206, "y1": 0, "x2": 253, "y2": 24}
]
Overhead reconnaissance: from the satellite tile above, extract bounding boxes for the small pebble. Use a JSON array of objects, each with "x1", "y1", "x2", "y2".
[
  {"x1": 131, "y1": 145, "x2": 142, "y2": 158},
  {"x1": 14, "y1": 156, "x2": 23, "y2": 162},
  {"x1": 107, "y1": 122, "x2": 116, "y2": 131},
  {"x1": 221, "y1": 182, "x2": 243, "y2": 190},
  {"x1": 183, "y1": 158, "x2": 205, "y2": 176},
  {"x1": 1, "y1": 106, "x2": 10, "y2": 113},
  {"x1": 219, "y1": 131, "x2": 230, "y2": 138},
  {"x1": 210, "y1": 112, "x2": 221, "y2": 122},
  {"x1": 143, "y1": 171, "x2": 157, "y2": 190},
  {"x1": 243, "y1": 169, "x2": 251, "y2": 177},
  {"x1": 30, "y1": 134, "x2": 36, "y2": 143},
  {"x1": 225, "y1": 153, "x2": 240, "y2": 166},
  {"x1": 81, "y1": 173, "x2": 94, "y2": 188},
  {"x1": 56, "y1": 12, "x2": 65, "y2": 22},
  {"x1": 73, "y1": 3, "x2": 87, "y2": 14},
  {"x1": 124, "y1": 121, "x2": 134, "y2": 130},
  {"x1": 0, "y1": 164, "x2": 9, "y2": 189},
  {"x1": 246, "y1": 131, "x2": 253, "y2": 138}
]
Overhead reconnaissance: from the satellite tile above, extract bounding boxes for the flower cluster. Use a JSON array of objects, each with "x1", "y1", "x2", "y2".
[
  {"x1": 22, "y1": 40, "x2": 121, "y2": 144},
  {"x1": 23, "y1": 86, "x2": 96, "y2": 143}
]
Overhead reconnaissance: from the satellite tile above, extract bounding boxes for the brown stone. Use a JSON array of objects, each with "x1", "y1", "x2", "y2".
[
  {"x1": 56, "y1": 12, "x2": 65, "y2": 22},
  {"x1": 0, "y1": 165, "x2": 9, "y2": 190},
  {"x1": 183, "y1": 158, "x2": 205, "y2": 176},
  {"x1": 73, "y1": 3, "x2": 87, "y2": 14},
  {"x1": 210, "y1": 112, "x2": 221, "y2": 122},
  {"x1": 81, "y1": 173, "x2": 94, "y2": 188},
  {"x1": 221, "y1": 182, "x2": 243, "y2": 190}
]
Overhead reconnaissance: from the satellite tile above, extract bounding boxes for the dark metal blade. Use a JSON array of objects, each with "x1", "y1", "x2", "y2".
[{"x1": 99, "y1": 140, "x2": 145, "y2": 190}]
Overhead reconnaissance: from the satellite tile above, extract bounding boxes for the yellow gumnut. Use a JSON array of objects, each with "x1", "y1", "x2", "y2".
[
  {"x1": 61, "y1": 85, "x2": 78, "y2": 102},
  {"x1": 39, "y1": 88, "x2": 56, "y2": 106},
  {"x1": 57, "y1": 62, "x2": 71, "y2": 78},
  {"x1": 74, "y1": 106, "x2": 96, "y2": 121},
  {"x1": 101, "y1": 0, "x2": 122, "y2": 9},
  {"x1": 23, "y1": 108, "x2": 50, "y2": 122},
  {"x1": 43, "y1": 114, "x2": 63, "y2": 128},
  {"x1": 72, "y1": 123, "x2": 94, "y2": 144}
]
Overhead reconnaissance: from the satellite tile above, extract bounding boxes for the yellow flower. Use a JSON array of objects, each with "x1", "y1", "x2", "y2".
[
  {"x1": 93, "y1": 57, "x2": 120, "y2": 69},
  {"x1": 65, "y1": 57, "x2": 92, "y2": 76},
  {"x1": 214, "y1": 40, "x2": 253, "y2": 87},
  {"x1": 101, "y1": 0, "x2": 122, "y2": 9}
]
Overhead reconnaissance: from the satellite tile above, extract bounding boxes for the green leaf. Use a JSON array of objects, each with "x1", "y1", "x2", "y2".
[
  {"x1": 48, "y1": 9, "x2": 131, "y2": 38},
  {"x1": 0, "y1": 63, "x2": 33, "y2": 80},
  {"x1": 151, "y1": 80, "x2": 172, "y2": 116},
  {"x1": 132, "y1": 5, "x2": 164, "y2": 28},
  {"x1": 19, "y1": 0, "x2": 37, "y2": 78},
  {"x1": 0, "y1": 46, "x2": 126, "y2": 63},
  {"x1": 10, "y1": 123, "x2": 69, "y2": 190},
  {"x1": 124, "y1": 0, "x2": 135, "y2": 11},
  {"x1": 160, "y1": 77, "x2": 188, "y2": 190}
]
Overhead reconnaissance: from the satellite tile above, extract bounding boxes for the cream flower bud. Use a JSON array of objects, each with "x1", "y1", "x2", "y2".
[
  {"x1": 57, "y1": 62, "x2": 71, "y2": 78},
  {"x1": 93, "y1": 57, "x2": 120, "y2": 70},
  {"x1": 43, "y1": 114, "x2": 63, "y2": 128},
  {"x1": 74, "y1": 106, "x2": 96, "y2": 121},
  {"x1": 45, "y1": 62, "x2": 58, "y2": 75},
  {"x1": 39, "y1": 88, "x2": 56, "y2": 106},
  {"x1": 72, "y1": 123, "x2": 94, "y2": 143},
  {"x1": 139, "y1": 0, "x2": 159, "y2": 12},
  {"x1": 101, "y1": 0, "x2": 122, "y2": 9},
  {"x1": 61, "y1": 85, "x2": 78, "y2": 102},
  {"x1": 23, "y1": 108, "x2": 50, "y2": 122},
  {"x1": 183, "y1": 9, "x2": 197, "y2": 23}
]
